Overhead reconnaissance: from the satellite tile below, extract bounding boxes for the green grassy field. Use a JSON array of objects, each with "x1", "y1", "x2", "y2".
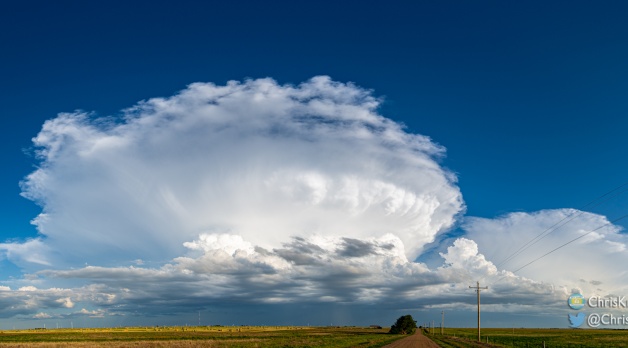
[
  {"x1": 0, "y1": 326, "x2": 401, "y2": 347},
  {"x1": 3, "y1": 326, "x2": 627, "y2": 347},
  {"x1": 426, "y1": 327, "x2": 628, "y2": 347}
]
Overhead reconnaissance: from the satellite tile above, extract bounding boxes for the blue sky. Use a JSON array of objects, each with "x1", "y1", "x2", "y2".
[{"x1": 0, "y1": 1, "x2": 627, "y2": 329}]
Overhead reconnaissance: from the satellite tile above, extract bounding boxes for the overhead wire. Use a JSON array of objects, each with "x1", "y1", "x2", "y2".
[
  {"x1": 511, "y1": 214, "x2": 628, "y2": 274},
  {"x1": 495, "y1": 181, "x2": 628, "y2": 268}
]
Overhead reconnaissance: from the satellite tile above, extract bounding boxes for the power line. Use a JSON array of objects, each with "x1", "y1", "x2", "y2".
[
  {"x1": 496, "y1": 181, "x2": 628, "y2": 268},
  {"x1": 512, "y1": 214, "x2": 628, "y2": 274},
  {"x1": 496, "y1": 210, "x2": 580, "y2": 267},
  {"x1": 497, "y1": 182, "x2": 628, "y2": 267}
]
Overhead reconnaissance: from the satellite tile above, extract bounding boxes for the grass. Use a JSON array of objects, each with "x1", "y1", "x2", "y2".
[
  {"x1": 0, "y1": 326, "x2": 402, "y2": 347},
  {"x1": 425, "y1": 327, "x2": 628, "y2": 347},
  {"x1": 12, "y1": 326, "x2": 628, "y2": 347}
]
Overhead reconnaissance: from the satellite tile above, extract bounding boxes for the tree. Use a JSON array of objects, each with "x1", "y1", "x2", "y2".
[{"x1": 389, "y1": 314, "x2": 417, "y2": 334}]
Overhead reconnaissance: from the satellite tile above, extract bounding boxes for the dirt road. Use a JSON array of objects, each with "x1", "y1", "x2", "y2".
[{"x1": 381, "y1": 330, "x2": 440, "y2": 348}]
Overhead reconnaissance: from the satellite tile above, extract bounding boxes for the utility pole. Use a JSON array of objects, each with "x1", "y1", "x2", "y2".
[
  {"x1": 441, "y1": 311, "x2": 444, "y2": 335},
  {"x1": 469, "y1": 281, "x2": 488, "y2": 342}
]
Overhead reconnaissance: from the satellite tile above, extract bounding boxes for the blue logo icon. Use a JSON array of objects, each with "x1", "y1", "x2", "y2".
[
  {"x1": 568, "y1": 312, "x2": 585, "y2": 328},
  {"x1": 568, "y1": 293, "x2": 585, "y2": 310}
]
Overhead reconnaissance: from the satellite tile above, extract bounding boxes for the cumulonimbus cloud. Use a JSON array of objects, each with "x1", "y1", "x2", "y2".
[
  {"x1": 6, "y1": 76, "x2": 464, "y2": 270},
  {"x1": 2, "y1": 77, "x2": 625, "y2": 326}
]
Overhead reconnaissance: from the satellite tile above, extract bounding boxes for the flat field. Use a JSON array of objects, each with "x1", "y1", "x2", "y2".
[
  {"x1": 0, "y1": 326, "x2": 400, "y2": 347},
  {"x1": 426, "y1": 327, "x2": 628, "y2": 347},
  {"x1": 5, "y1": 326, "x2": 626, "y2": 347}
]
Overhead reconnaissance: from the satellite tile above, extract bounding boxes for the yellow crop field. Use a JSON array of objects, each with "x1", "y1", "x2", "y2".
[{"x1": 0, "y1": 326, "x2": 400, "y2": 347}]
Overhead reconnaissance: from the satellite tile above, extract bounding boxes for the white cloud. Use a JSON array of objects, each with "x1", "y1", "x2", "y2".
[
  {"x1": 440, "y1": 238, "x2": 498, "y2": 278},
  {"x1": 4, "y1": 76, "x2": 620, "y2": 325},
  {"x1": 0, "y1": 230, "x2": 582, "y2": 323},
  {"x1": 77, "y1": 308, "x2": 106, "y2": 318},
  {"x1": 0, "y1": 286, "x2": 80, "y2": 318},
  {"x1": 33, "y1": 312, "x2": 51, "y2": 319},
  {"x1": 32, "y1": 233, "x2": 566, "y2": 318},
  {"x1": 56, "y1": 297, "x2": 74, "y2": 308},
  {"x1": 7, "y1": 76, "x2": 462, "y2": 270},
  {"x1": 46, "y1": 233, "x2": 439, "y2": 307},
  {"x1": 463, "y1": 209, "x2": 628, "y2": 296},
  {"x1": 0, "y1": 239, "x2": 50, "y2": 266}
]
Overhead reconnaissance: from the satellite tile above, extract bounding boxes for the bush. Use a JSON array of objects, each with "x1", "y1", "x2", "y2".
[{"x1": 389, "y1": 315, "x2": 417, "y2": 335}]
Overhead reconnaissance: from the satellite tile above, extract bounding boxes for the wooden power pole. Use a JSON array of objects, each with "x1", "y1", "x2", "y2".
[{"x1": 469, "y1": 281, "x2": 488, "y2": 342}]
